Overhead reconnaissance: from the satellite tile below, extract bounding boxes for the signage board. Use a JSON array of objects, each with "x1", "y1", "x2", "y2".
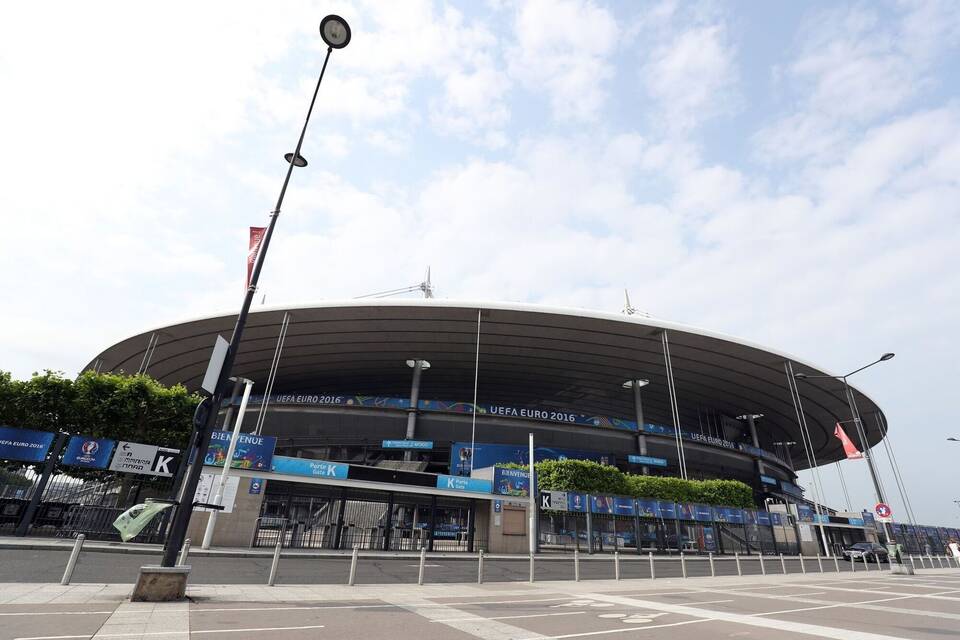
[
  {"x1": 875, "y1": 502, "x2": 893, "y2": 522},
  {"x1": 693, "y1": 504, "x2": 714, "y2": 522},
  {"x1": 627, "y1": 455, "x2": 668, "y2": 467},
  {"x1": 248, "y1": 478, "x2": 264, "y2": 495},
  {"x1": 539, "y1": 490, "x2": 567, "y2": 511},
  {"x1": 270, "y1": 456, "x2": 348, "y2": 479},
  {"x1": 193, "y1": 473, "x2": 240, "y2": 513},
  {"x1": 451, "y1": 442, "x2": 610, "y2": 476},
  {"x1": 62, "y1": 436, "x2": 115, "y2": 469},
  {"x1": 493, "y1": 467, "x2": 531, "y2": 497},
  {"x1": 205, "y1": 431, "x2": 276, "y2": 471},
  {"x1": 759, "y1": 474, "x2": 779, "y2": 486},
  {"x1": 109, "y1": 441, "x2": 180, "y2": 477},
  {"x1": 658, "y1": 501, "x2": 677, "y2": 520},
  {"x1": 637, "y1": 499, "x2": 661, "y2": 518},
  {"x1": 755, "y1": 510, "x2": 772, "y2": 526},
  {"x1": 436, "y1": 474, "x2": 492, "y2": 493},
  {"x1": 494, "y1": 500, "x2": 502, "y2": 513},
  {"x1": 591, "y1": 495, "x2": 615, "y2": 514},
  {"x1": 613, "y1": 497, "x2": 635, "y2": 516},
  {"x1": 566, "y1": 492, "x2": 587, "y2": 512},
  {"x1": 200, "y1": 335, "x2": 229, "y2": 394},
  {"x1": 382, "y1": 440, "x2": 433, "y2": 450},
  {"x1": 0, "y1": 426, "x2": 55, "y2": 463}
]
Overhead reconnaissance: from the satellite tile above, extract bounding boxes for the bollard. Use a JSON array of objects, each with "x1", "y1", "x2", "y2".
[
  {"x1": 909, "y1": 555, "x2": 916, "y2": 571},
  {"x1": 875, "y1": 553, "x2": 882, "y2": 571},
  {"x1": 919, "y1": 555, "x2": 926, "y2": 568},
  {"x1": 780, "y1": 553, "x2": 786, "y2": 574},
  {"x1": 864, "y1": 554, "x2": 870, "y2": 572},
  {"x1": 178, "y1": 538, "x2": 191, "y2": 566},
  {"x1": 816, "y1": 554, "x2": 823, "y2": 573},
  {"x1": 574, "y1": 549, "x2": 581, "y2": 582},
  {"x1": 478, "y1": 549, "x2": 484, "y2": 584},
  {"x1": 648, "y1": 551, "x2": 655, "y2": 580},
  {"x1": 418, "y1": 547, "x2": 426, "y2": 586},
  {"x1": 936, "y1": 555, "x2": 944, "y2": 569},
  {"x1": 709, "y1": 552, "x2": 715, "y2": 577},
  {"x1": 267, "y1": 537, "x2": 282, "y2": 586},
  {"x1": 614, "y1": 551, "x2": 620, "y2": 580},
  {"x1": 833, "y1": 555, "x2": 840, "y2": 573},
  {"x1": 927, "y1": 554, "x2": 934, "y2": 569},
  {"x1": 759, "y1": 552, "x2": 766, "y2": 576},
  {"x1": 800, "y1": 553, "x2": 806, "y2": 574},
  {"x1": 529, "y1": 553, "x2": 535, "y2": 583},
  {"x1": 735, "y1": 552, "x2": 742, "y2": 576},
  {"x1": 348, "y1": 545, "x2": 359, "y2": 586},
  {"x1": 680, "y1": 551, "x2": 687, "y2": 579},
  {"x1": 851, "y1": 554, "x2": 856, "y2": 572},
  {"x1": 60, "y1": 534, "x2": 86, "y2": 586}
]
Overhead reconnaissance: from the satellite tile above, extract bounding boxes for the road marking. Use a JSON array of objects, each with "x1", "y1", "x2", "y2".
[
  {"x1": 0, "y1": 612, "x2": 115, "y2": 617},
  {"x1": 809, "y1": 584, "x2": 960, "y2": 600},
  {"x1": 384, "y1": 596, "x2": 549, "y2": 640},
  {"x1": 431, "y1": 612, "x2": 586, "y2": 623},
  {"x1": 576, "y1": 591, "x2": 913, "y2": 640},
  {"x1": 191, "y1": 596, "x2": 572, "y2": 614},
  {"x1": 17, "y1": 627, "x2": 327, "y2": 640},
  {"x1": 516, "y1": 619, "x2": 708, "y2": 639}
]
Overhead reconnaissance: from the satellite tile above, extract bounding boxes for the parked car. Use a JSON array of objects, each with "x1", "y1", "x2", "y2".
[{"x1": 843, "y1": 542, "x2": 888, "y2": 562}]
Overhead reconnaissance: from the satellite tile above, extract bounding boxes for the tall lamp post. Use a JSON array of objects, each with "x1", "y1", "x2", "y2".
[
  {"x1": 159, "y1": 15, "x2": 352, "y2": 568},
  {"x1": 794, "y1": 353, "x2": 895, "y2": 551}
]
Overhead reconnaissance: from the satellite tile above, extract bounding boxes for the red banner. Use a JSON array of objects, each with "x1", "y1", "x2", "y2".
[
  {"x1": 247, "y1": 227, "x2": 266, "y2": 289},
  {"x1": 834, "y1": 422, "x2": 863, "y2": 459}
]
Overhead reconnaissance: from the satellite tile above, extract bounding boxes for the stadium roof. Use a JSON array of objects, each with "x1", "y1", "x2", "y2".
[{"x1": 83, "y1": 300, "x2": 886, "y2": 470}]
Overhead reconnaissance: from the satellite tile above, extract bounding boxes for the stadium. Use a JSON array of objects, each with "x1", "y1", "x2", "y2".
[{"x1": 82, "y1": 300, "x2": 902, "y2": 555}]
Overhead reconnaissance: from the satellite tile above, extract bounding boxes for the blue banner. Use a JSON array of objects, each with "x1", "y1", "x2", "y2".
[
  {"x1": 702, "y1": 526, "x2": 718, "y2": 551},
  {"x1": 0, "y1": 426, "x2": 55, "y2": 463},
  {"x1": 591, "y1": 495, "x2": 615, "y2": 514},
  {"x1": 659, "y1": 501, "x2": 677, "y2": 519},
  {"x1": 755, "y1": 510, "x2": 771, "y2": 526},
  {"x1": 627, "y1": 455, "x2": 668, "y2": 467},
  {"x1": 382, "y1": 440, "x2": 433, "y2": 450},
  {"x1": 637, "y1": 499, "x2": 661, "y2": 518},
  {"x1": 436, "y1": 474, "x2": 492, "y2": 493},
  {"x1": 205, "y1": 431, "x2": 276, "y2": 471},
  {"x1": 693, "y1": 504, "x2": 714, "y2": 522},
  {"x1": 270, "y1": 455, "x2": 348, "y2": 479},
  {"x1": 62, "y1": 435, "x2": 115, "y2": 469},
  {"x1": 796, "y1": 504, "x2": 815, "y2": 523},
  {"x1": 493, "y1": 467, "x2": 530, "y2": 497},
  {"x1": 450, "y1": 442, "x2": 611, "y2": 476},
  {"x1": 249, "y1": 478, "x2": 264, "y2": 494},
  {"x1": 567, "y1": 492, "x2": 588, "y2": 512},
  {"x1": 759, "y1": 474, "x2": 779, "y2": 486},
  {"x1": 770, "y1": 512, "x2": 783, "y2": 526},
  {"x1": 677, "y1": 503, "x2": 695, "y2": 520},
  {"x1": 613, "y1": 497, "x2": 636, "y2": 516}
]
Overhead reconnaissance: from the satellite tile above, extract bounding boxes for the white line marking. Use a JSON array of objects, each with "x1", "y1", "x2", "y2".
[
  {"x1": 384, "y1": 596, "x2": 549, "y2": 640},
  {"x1": 17, "y1": 627, "x2": 327, "y2": 640},
  {"x1": 517, "y1": 619, "x2": 708, "y2": 639},
  {"x1": 431, "y1": 611, "x2": 586, "y2": 623},
  {"x1": 810, "y1": 584, "x2": 960, "y2": 600},
  {"x1": 0, "y1": 612, "x2": 114, "y2": 617},
  {"x1": 191, "y1": 596, "x2": 571, "y2": 614}
]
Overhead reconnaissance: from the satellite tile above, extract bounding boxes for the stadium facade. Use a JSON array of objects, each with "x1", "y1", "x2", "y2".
[{"x1": 83, "y1": 300, "x2": 916, "y2": 555}]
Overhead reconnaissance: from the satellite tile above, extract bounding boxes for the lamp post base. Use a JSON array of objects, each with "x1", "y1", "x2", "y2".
[
  {"x1": 131, "y1": 565, "x2": 191, "y2": 601},
  {"x1": 889, "y1": 563, "x2": 915, "y2": 575}
]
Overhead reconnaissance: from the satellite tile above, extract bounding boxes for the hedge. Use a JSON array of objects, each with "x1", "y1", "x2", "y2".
[{"x1": 499, "y1": 459, "x2": 754, "y2": 508}]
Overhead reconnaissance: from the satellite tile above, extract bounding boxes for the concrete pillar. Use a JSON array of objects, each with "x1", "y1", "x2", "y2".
[
  {"x1": 403, "y1": 359, "x2": 430, "y2": 461},
  {"x1": 624, "y1": 379, "x2": 650, "y2": 474},
  {"x1": 743, "y1": 414, "x2": 766, "y2": 474}
]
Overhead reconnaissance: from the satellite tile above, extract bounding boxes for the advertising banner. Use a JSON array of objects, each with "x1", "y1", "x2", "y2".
[
  {"x1": 676, "y1": 503, "x2": 695, "y2": 520},
  {"x1": 567, "y1": 492, "x2": 588, "y2": 512},
  {"x1": 270, "y1": 456, "x2": 348, "y2": 479},
  {"x1": 382, "y1": 440, "x2": 433, "y2": 450},
  {"x1": 450, "y1": 442, "x2": 611, "y2": 476},
  {"x1": 755, "y1": 511, "x2": 772, "y2": 526},
  {"x1": 591, "y1": 495, "x2": 615, "y2": 514},
  {"x1": 436, "y1": 474, "x2": 492, "y2": 493},
  {"x1": 627, "y1": 455, "x2": 668, "y2": 467},
  {"x1": 109, "y1": 442, "x2": 180, "y2": 477},
  {"x1": 658, "y1": 501, "x2": 677, "y2": 520},
  {"x1": 796, "y1": 504, "x2": 815, "y2": 523},
  {"x1": 759, "y1": 474, "x2": 779, "y2": 486},
  {"x1": 770, "y1": 512, "x2": 783, "y2": 526},
  {"x1": 637, "y1": 499, "x2": 661, "y2": 518},
  {"x1": 492, "y1": 467, "x2": 530, "y2": 497},
  {"x1": 0, "y1": 426, "x2": 55, "y2": 463},
  {"x1": 62, "y1": 435, "x2": 115, "y2": 469},
  {"x1": 693, "y1": 504, "x2": 714, "y2": 522},
  {"x1": 205, "y1": 431, "x2": 276, "y2": 471},
  {"x1": 613, "y1": 497, "x2": 636, "y2": 516},
  {"x1": 702, "y1": 526, "x2": 717, "y2": 552}
]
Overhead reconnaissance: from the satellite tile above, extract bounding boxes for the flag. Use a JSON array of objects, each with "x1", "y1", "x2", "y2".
[
  {"x1": 112, "y1": 501, "x2": 174, "y2": 542},
  {"x1": 247, "y1": 227, "x2": 266, "y2": 289},
  {"x1": 834, "y1": 422, "x2": 863, "y2": 459}
]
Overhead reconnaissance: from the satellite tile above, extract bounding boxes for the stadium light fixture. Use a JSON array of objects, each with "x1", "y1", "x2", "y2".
[
  {"x1": 948, "y1": 437, "x2": 959, "y2": 442},
  {"x1": 622, "y1": 379, "x2": 649, "y2": 389},
  {"x1": 407, "y1": 359, "x2": 431, "y2": 370},
  {"x1": 160, "y1": 15, "x2": 351, "y2": 569}
]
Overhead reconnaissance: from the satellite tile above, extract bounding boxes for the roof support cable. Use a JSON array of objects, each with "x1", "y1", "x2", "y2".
[
  {"x1": 845, "y1": 387, "x2": 889, "y2": 499},
  {"x1": 875, "y1": 412, "x2": 921, "y2": 547},
  {"x1": 834, "y1": 462, "x2": 853, "y2": 512},
  {"x1": 137, "y1": 332, "x2": 159, "y2": 375},
  {"x1": 468, "y1": 307, "x2": 482, "y2": 476},
  {"x1": 661, "y1": 331, "x2": 687, "y2": 480},
  {"x1": 784, "y1": 360, "x2": 831, "y2": 556},
  {"x1": 255, "y1": 311, "x2": 291, "y2": 435}
]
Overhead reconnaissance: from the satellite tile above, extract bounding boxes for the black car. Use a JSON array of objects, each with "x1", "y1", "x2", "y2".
[{"x1": 842, "y1": 542, "x2": 889, "y2": 562}]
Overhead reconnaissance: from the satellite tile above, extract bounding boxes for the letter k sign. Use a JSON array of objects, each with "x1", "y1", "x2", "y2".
[
  {"x1": 541, "y1": 493, "x2": 551, "y2": 509},
  {"x1": 153, "y1": 454, "x2": 174, "y2": 475}
]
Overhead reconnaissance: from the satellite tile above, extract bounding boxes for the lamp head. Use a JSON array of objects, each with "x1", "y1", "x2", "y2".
[
  {"x1": 948, "y1": 437, "x2": 960, "y2": 442},
  {"x1": 622, "y1": 379, "x2": 650, "y2": 389},
  {"x1": 880, "y1": 352, "x2": 895, "y2": 361},
  {"x1": 320, "y1": 15, "x2": 351, "y2": 49},
  {"x1": 794, "y1": 372, "x2": 808, "y2": 379},
  {"x1": 284, "y1": 153, "x2": 308, "y2": 167}
]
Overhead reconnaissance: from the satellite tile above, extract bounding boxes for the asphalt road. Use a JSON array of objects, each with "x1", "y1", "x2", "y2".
[
  {"x1": 1, "y1": 568, "x2": 959, "y2": 640},
  {"x1": 0, "y1": 547, "x2": 875, "y2": 585}
]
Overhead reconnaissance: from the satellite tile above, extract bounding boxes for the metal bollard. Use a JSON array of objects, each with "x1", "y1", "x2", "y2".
[
  {"x1": 478, "y1": 549, "x2": 484, "y2": 584},
  {"x1": 735, "y1": 552, "x2": 741, "y2": 576},
  {"x1": 709, "y1": 552, "x2": 715, "y2": 577},
  {"x1": 267, "y1": 537, "x2": 282, "y2": 586},
  {"x1": 60, "y1": 534, "x2": 86, "y2": 586},
  {"x1": 648, "y1": 551, "x2": 655, "y2": 580},
  {"x1": 816, "y1": 554, "x2": 823, "y2": 573},
  {"x1": 800, "y1": 553, "x2": 806, "y2": 574},
  {"x1": 759, "y1": 552, "x2": 766, "y2": 576},
  {"x1": 348, "y1": 545, "x2": 359, "y2": 586},
  {"x1": 864, "y1": 554, "x2": 870, "y2": 571},
  {"x1": 614, "y1": 551, "x2": 620, "y2": 580},
  {"x1": 178, "y1": 538, "x2": 191, "y2": 566},
  {"x1": 418, "y1": 547, "x2": 426, "y2": 586},
  {"x1": 529, "y1": 553, "x2": 535, "y2": 583},
  {"x1": 875, "y1": 553, "x2": 882, "y2": 571},
  {"x1": 851, "y1": 554, "x2": 856, "y2": 572},
  {"x1": 927, "y1": 554, "x2": 934, "y2": 568},
  {"x1": 780, "y1": 553, "x2": 786, "y2": 574},
  {"x1": 834, "y1": 555, "x2": 839, "y2": 572},
  {"x1": 909, "y1": 555, "x2": 916, "y2": 571},
  {"x1": 680, "y1": 551, "x2": 687, "y2": 578},
  {"x1": 574, "y1": 549, "x2": 580, "y2": 582}
]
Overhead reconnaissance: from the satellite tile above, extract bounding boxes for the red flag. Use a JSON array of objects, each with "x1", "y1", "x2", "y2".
[
  {"x1": 247, "y1": 227, "x2": 266, "y2": 289},
  {"x1": 834, "y1": 422, "x2": 863, "y2": 459}
]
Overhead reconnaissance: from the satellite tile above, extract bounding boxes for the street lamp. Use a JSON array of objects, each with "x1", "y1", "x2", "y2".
[
  {"x1": 159, "y1": 16, "x2": 352, "y2": 568},
  {"x1": 948, "y1": 437, "x2": 960, "y2": 442},
  {"x1": 793, "y1": 353, "x2": 896, "y2": 551}
]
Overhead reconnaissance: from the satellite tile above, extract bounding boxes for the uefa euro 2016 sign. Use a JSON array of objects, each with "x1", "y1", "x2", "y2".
[
  {"x1": 0, "y1": 426, "x2": 56, "y2": 463},
  {"x1": 62, "y1": 435, "x2": 115, "y2": 469}
]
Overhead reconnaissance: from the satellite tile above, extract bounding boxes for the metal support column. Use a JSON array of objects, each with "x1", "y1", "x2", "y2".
[
  {"x1": 428, "y1": 495, "x2": 437, "y2": 552},
  {"x1": 404, "y1": 359, "x2": 429, "y2": 462},
  {"x1": 383, "y1": 492, "x2": 394, "y2": 551},
  {"x1": 333, "y1": 488, "x2": 347, "y2": 549}
]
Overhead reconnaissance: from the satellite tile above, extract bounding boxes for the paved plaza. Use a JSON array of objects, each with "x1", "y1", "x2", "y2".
[{"x1": 1, "y1": 565, "x2": 958, "y2": 639}]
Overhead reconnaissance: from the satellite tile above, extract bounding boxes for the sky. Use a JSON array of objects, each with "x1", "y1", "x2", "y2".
[{"x1": 1, "y1": 1, "x2": 959, "y2": 525}]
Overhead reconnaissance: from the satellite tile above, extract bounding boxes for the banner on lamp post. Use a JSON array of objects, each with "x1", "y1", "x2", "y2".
[
  {"x1": 247, "y1": 226, "x2": 266, "y2": 289},
  {"x1": 833, "y1": 422, "x2": 863, "y2": 460}
]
